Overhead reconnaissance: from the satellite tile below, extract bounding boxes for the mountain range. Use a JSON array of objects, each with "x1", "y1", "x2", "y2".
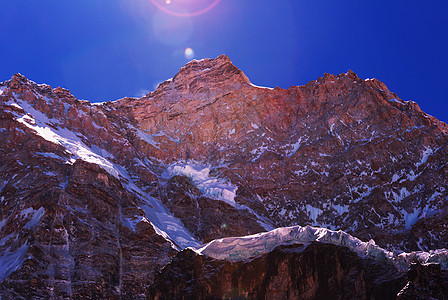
[{"x1": 1, "y1": 55, "x2": 447, "y2": 299}]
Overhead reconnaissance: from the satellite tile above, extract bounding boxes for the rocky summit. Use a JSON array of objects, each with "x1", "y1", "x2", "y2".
[{"x1": 1, "y1": 55, "x2": 448, "y2": 299}]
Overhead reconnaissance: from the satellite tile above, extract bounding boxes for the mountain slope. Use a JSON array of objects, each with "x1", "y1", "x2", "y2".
[
  {"x1": 109, "y1": 55, "x2": 448, "y2": 250},
  {"x1": 1, "y1": 55, "x2": 448, "y2": 298}
]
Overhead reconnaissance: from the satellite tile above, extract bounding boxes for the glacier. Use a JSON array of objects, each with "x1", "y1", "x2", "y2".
[{"x1": 193, "y1": 225, "x2": 448, "y2": 271}]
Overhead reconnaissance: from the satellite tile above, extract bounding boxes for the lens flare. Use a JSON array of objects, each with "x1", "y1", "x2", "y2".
[
  {"x1": 152, "y1": 11, "x2": 193, "y2": 46},
  {"x1": 184, "y1": 47, "x2": 195, "y2": 60},
  {"x1": 151, "y1": 0, "x2": 221, "y2": 17}
]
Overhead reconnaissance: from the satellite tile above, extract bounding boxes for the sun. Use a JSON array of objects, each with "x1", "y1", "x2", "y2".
[{"x1": 151, "y1": 0, "x2": 221, "y2": 17}]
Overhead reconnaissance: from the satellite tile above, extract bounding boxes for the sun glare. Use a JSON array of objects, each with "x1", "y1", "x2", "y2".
[
  {"x1": 151, "y1": 0, "x2": 220, "y2": 17},
  {"x1": 184, "y1": 47, "x2": 195, "y2": 60}
]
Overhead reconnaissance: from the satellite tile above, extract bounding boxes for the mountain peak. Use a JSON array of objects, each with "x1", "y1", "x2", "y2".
[
  {"x1": 9, "y1": 73, "x2": 30, "y2": 89},
  {"x1": 344, "y1": 69, "x2": 358, "y2": 78},
  {"x1": 12, "y1": 73, "x2": 28, "y2": 81},
  {"x1": 185, "y1": 54, "x2": 232, "y2": 68},
  {"x1": 155, "y1": 55, "x2": 250, "y2": 95},
  {"x1": 181, "y1": 54, "x2": 233, "y2": 71}
]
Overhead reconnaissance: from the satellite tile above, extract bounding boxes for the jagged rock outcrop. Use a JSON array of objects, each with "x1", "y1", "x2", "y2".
[{"x1": 1, "y1": 55, "x2": 448, "y2": 298}]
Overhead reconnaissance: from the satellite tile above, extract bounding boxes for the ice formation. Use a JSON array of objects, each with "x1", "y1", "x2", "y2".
[{"x1": 193, "y1": 225, "x2": 448, "y2": 271}]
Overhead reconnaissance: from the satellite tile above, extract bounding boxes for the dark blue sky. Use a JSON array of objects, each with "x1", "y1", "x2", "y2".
[{"x1": 1, "y1": 1, "x2": 448, "y2": 121}]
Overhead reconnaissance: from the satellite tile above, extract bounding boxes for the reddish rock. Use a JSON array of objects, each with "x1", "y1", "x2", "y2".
[{"x1": 1, "y1": 55, "x2": 448, "y2": 298}]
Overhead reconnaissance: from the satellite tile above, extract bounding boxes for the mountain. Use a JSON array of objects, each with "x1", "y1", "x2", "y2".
[{"x1": 0, "y1": 55, "x2": 447, "y2": 298}]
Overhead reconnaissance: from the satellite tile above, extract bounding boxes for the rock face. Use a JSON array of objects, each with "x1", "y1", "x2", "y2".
[
  {"x1": 1, "y1": 55, "x2": 448, "y2": 298},
  {"x1": 108, "y1": 55, "x2": 448, "y2": 251},
  {"x1": 162, "y1": 175, "x2": 265, "y2": 243},
  {"x1": 149, "y1": 243, "x2": 407, "y2": 299},
  {"x1": 397, "y1": 263, "x2": 448, "y2": 300}
]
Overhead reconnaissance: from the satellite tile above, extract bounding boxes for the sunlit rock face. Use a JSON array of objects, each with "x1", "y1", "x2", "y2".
[
  {"x1": 1, "y1": 55, "x2": 448, "y2": 298},
  {"x1": 110, "y1": 55, "x2": 448, "y2": 251}
]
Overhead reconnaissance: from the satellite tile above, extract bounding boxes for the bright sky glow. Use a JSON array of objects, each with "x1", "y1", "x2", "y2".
[{"x1": 151, "y1": 0, "x2": 221, "y2": 17}]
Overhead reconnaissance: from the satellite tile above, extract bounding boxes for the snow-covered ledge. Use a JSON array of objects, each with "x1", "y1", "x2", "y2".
[
  {"x1": 192, "y1": 225, "x2": 448, "y2": 272},
  {"x1": 162, "y1": 163, "x2": 237, "y2": 207}
]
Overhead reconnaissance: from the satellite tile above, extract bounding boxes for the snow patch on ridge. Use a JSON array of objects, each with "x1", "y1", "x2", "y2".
[
  {"x1": 0, "y1": 180, "x2": 7, "y2": 194},
  {"x1": 401, "y1": 204, "x2": 440, "y2": 230},
  {"x1": 162, "y1": 163, "x2": 274, "y2": 232},
  {"x1": 139, "y1": 199, "x2": 201, "y2": 250},
  {"x1": 333, "y1": 204, "x2": 349, "y2": 215},
  {"x1": 10, "y1": 96, "x2": 120, "y2": 178},
  {"x1": 9, "y1": 94, "x2": 200, "y2": 251},
  {"x1": 121, "y1": 215, "x2": 151, "y2": 231},
  {"x1": 305, "y1": 204, "x2": 323, "y2": 224},
  {"x1": 21, "y1": 207, "x2": 45, "y2": 229},
  {"x1": 389, "y1": 98, "x2": 404, "y2": 104},
  {"x1": 36, "y1": 152, "x2": 65, "y2": 160},
  {"x1": 163, "y1": 163, "x2": 237, "y2": 207},
  {"x1": 135, "y1": 128, "x2": 160, "y2": 149},
  {"x1": 0, "y1": 243, "x2": 29, "y2": 282},
  {"x1": 248, "y1": 82, "x2": 274, "y2": 90},
  {"x1": 105, "y1": 163, "x2": 200, "y2": 250},
  {"x1": 193, "y1": 225, "x2": 448, "y2": 271},
  {"x1": 286, "y1": 136, "x2": 305, "y2": 158},
  {"x1": 416, "y1": 147, "x2": 434, "y2": 167},
  {"x1": 0, "y1": 219, "x2": 6, "y2": 231}
]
